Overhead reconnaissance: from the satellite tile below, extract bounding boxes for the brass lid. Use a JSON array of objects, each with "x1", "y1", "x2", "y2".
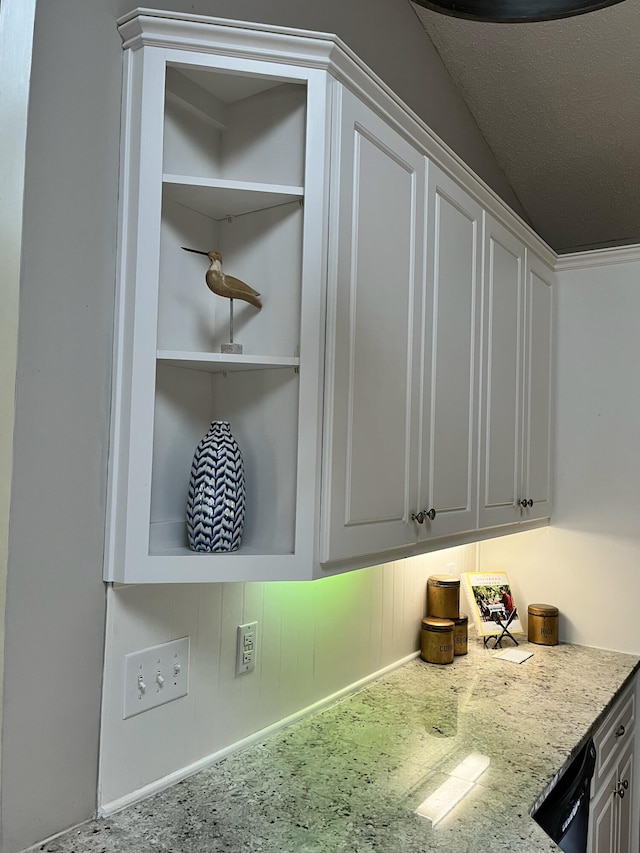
[
  {"x1": 422, "y1": 617, "x2": 455, "y2": 633},
  {"x1": 427, "y1": 575, "x2": 460, "y2": 588},
  {"x1": 453, "y1": 614, "x2": 468, "y2": 626},
  {"x1": 528, "y1": 603, "x2": 559, "y2": 617}
]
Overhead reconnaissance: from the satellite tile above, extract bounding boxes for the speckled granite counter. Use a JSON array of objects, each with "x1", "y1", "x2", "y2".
[{"x1": 43, "y1": 641, "x2": 638, "y2": 853}]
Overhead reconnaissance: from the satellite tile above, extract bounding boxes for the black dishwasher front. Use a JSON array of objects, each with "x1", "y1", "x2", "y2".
[{"x1": 532, "y1": 738, "x2": 597, "y2": 853}]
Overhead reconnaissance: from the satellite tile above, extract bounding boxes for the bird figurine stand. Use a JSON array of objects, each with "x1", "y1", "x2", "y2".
[
  {"x1": 182, "y1": 247, "x2": 262, "y2": 354},
  {"x1": 222, "y1": 298, "x2": 241, "y2": 355}
]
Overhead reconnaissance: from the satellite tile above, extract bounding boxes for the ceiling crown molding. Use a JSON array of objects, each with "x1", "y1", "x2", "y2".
[
  {"x1": 117, "y1": 8, "x2": 342, "y2": 66},
  {"x1": 555, "y1": 244, "x2": 640, "y2": 272}
]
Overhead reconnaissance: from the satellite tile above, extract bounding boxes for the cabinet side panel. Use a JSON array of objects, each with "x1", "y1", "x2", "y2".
[
  {"x1": 222, "y1": 82, "x2": 306, "y2": 186},
  {"x1": 526, "y1": 267, "x2": 553, "y2": 505}
]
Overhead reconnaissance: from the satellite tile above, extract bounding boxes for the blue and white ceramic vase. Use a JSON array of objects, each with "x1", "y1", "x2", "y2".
[{"x1": 186, "y1": 420, "x2": 246, "y2": 552}]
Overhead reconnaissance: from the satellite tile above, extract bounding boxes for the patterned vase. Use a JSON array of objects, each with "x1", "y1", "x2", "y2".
[{"x1": 186, "y1": 421, "x2": 246, "y2": 552}]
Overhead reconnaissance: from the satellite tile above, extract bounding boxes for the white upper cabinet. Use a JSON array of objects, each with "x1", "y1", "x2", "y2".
[
  {"x1": 478, "y1": 214, "x2": 553, "y2": 528},
  {"x1": 320, "y1": 87, "x2": 425, "y2": 564},
  {"x1": 106, "y1": 11, "x2": 554, "y2": 583},
  {"x1": 417, "y1": 163, "x2": 482, "y2": 541}
]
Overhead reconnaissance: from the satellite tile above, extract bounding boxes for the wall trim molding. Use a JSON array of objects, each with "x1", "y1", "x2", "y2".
[
  {"x1": 98, "y1": 649, "x2": 420, "y2": 818},
  {"x1": 555, "y1": 243, "x2": 640, "y2": 272}
]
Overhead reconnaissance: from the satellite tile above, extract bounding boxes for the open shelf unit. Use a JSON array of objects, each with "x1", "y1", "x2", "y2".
[{"x1": 106, "y1": 14, "x2": 331, "y2": 582}]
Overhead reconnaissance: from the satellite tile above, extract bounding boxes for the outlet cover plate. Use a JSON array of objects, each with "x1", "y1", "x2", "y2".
[
  {"x1": 236, "y1": 622, "x2": 257, "y2": 675},
  {"x1": 123, "y1": 637, "x2": 189, "y2": 719}
]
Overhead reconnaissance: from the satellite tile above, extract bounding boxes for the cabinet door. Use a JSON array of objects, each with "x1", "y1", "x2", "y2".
[
  {"x1": 589, "y1": 740, "x2": 634, "y2": 853},
  {"x1": 478, "y1": 214, "x2": 526, "y2": 527},
  {"x1": 616, "y1": 739, "x2": 634, "y2": 853},
  {"x1": 522, "y1": 250, "x2": 553, "y2": 521},
  {"x1": 418, "y1": 163, "x2": 482, "y2": 539},
  {"x1": 321, "y1": 87, "x2": 425, "y2": 563},
  {"x1": 589, "y1": 762, "x2": 618, "y2": 853}
]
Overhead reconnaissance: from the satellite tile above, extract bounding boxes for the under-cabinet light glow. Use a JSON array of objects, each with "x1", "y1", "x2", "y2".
[
  {"x1": 415, "y1": 753, "x2": 490, "y2": 826},
  {"x1": 415, "y1": 776, "x2": 474, "y2": 825},
  {"x1": 449, "y1": 752, "x2": 491, "y2": 783}
]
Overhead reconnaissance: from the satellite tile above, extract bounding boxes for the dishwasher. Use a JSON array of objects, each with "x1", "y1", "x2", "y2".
[{"x1": 532, "y1": 737, "x2": 597, "y2": 853}]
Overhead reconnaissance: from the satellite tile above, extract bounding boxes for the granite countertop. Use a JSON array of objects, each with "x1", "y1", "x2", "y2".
[{"x1": 44, "y1": 641, "x2": 639, "y2": 853}]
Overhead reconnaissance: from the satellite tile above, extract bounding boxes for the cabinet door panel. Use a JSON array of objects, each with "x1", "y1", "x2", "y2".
[
  {"x1": 617, "y1": 741, "x2": 633, "y2": 853},
  {"x1": 322, "y1": 88, "x2": 424, "y2": 563},
  {"x1": 478, "y1": 216, "x2": 525, "y2": 527},
  {"x1": 420, "y1": 165, "x2": 481, "y2": 537},
  {"x1": 589, "y1": 763, "x2": 618, "y2": 853},
  {"x1": 524, "y1": 251, "x2": 553, "y2": 519}
]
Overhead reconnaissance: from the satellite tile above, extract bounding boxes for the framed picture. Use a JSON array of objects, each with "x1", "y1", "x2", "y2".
[{"x1": 461, "y1": 572, "x2": 524, "y2": 638}]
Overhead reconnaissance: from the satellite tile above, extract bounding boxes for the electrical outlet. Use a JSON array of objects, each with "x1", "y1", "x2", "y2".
[
  {"x1": 236, "y1": 622, "x2": 258, "y2": 675},
  {"x1": 123, "y1": 637, "x2": 189, "y2": 719}
]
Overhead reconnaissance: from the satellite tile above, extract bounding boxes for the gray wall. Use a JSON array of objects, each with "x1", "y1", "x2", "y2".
[
  {"x1": 0, "y1": 1, "x2": 121, "y2": 849},
  {"x1": 1, "y1": 1, "x2": 522, "y2": 850},
  {"x1": 478, "y1": 252, "x2": 640, "y2": 653}
]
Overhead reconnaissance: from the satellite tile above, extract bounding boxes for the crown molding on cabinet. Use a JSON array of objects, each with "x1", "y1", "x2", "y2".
[
  {"x1": 118, "y1": 8, "x2": 556, "y2": 269},
  {"x1": 554, "y1": 244, "x2": 640, "y2": 272}
]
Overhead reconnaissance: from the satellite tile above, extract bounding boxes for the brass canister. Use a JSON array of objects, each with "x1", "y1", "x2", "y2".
[
  {"x1": 528, "y1": 603, "x2": 559, "y2": 645},
  {"x1": 421, "y1": 617, "x2": 455, "y2": 665},
  {"x1": 453, "y1": 614, "x2": 468, "y2": 656},
  {"x1": 427, "y1": 575, "x2": 460, "y2": 619}
]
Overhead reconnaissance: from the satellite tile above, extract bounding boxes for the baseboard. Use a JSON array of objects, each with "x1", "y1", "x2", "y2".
[{"x1": 98, "y1": 650, "x2": 419, "y2": 818}]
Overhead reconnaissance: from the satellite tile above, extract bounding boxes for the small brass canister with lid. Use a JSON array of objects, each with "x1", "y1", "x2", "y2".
[
  {"x1": 427, "y1": 575, "x2": 460, "y2": 619},
  {"x1": 453, "y1": 614, "x2": 468, "y2": 656},
  {"x1": 421, "y1": 617, "x2": 455, "y2": 665},
  {"x1": 528, "y1": 603, "x2": 559, "y2": 645}
]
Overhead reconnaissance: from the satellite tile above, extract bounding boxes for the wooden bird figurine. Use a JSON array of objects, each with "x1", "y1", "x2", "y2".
[
  {"x1": 206, "y1": 251, "x2": 261, "y2": 310},
  {"x1": 183, "y1": 248, "x2": 262, "y2": 310}
]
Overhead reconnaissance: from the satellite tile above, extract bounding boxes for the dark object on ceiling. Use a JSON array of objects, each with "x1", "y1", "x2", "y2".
[{"x1": 411, "y1": 0, "x2": 626, "y2": 22}]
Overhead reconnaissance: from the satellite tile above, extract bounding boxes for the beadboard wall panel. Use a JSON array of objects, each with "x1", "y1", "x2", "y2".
[{"x1": 99, "y1": 546, "x2": 475, "y2": 809}]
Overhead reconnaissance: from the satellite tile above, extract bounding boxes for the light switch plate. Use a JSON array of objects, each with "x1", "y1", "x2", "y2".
[{"x1": 123, "y1": 637, "x2": 189, "y2": 719}]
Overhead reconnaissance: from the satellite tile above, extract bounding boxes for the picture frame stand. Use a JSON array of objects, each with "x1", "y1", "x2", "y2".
[{"x1": 483, "y1": 608, "x2": 520, "y2": 649}]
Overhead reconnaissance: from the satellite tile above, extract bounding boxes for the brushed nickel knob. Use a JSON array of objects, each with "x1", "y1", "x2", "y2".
[
  {"x1": 426, "y1": 508, "x2": 436, "y2": 521},
  {"x1": 412, "y1": 511, "x2": 426, "y2": 525}
]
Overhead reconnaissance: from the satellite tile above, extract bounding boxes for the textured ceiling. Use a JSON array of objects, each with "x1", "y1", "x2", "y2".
[{"x1": 411, "y1": 0, "x2": 640, "y2": 253}]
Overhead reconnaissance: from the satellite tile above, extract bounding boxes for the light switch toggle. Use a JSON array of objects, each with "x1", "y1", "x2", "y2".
[{"x1": 123, "y1": 637, "x2": 190, "y2": 719}]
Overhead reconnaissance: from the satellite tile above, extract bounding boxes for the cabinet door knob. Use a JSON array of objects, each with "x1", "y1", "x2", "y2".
[
  {"x1": 517, "y1": 498, "x2": 533, "y2": 508},
  {"x1": 426, "y1": 508, "x2": 436, "y2": 521},
  {"x1": 412, "y1": 511, "x2": 426, "y2": 525},
  {"x1": 615, "y1": 724, "x2": 626, "y2": 738},
  {"x1": 527, "y1": 498, "x2": 533, "y2": 507},
  {"x1": 615, "y1": 779, "x2": 629, "y2": 798}
]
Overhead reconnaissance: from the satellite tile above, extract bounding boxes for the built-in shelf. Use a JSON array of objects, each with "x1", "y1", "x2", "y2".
[
  {"x1": 156, "y1": 350, "x2": 300, "y2": 373},
  {"x1": 162, "y1": 175, "x2": 304, "y2": 220}
]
